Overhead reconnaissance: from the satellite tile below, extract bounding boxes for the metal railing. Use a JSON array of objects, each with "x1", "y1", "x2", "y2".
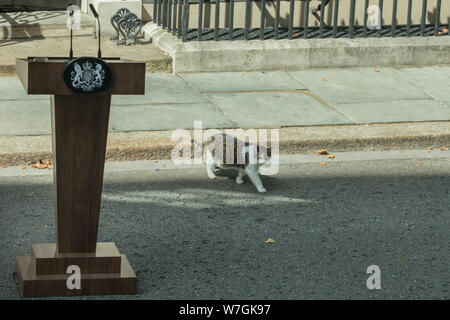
[{"x1": 153, "y1": 0, "x2": 449, "y2": 41}]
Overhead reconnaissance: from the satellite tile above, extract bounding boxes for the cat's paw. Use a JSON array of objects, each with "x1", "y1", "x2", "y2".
[
  {"x1": 236, "y1": 178, "x2": 244, "y2": 184},
  {"x1": 257, "y1": 187, "x2": 267, "y2": 193}
]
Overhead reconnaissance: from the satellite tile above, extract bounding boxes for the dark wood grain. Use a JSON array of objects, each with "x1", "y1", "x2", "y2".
[
  {"x1": 15, "y1": 254, "x2": 136, "y2": 297},
  {"x1": 16, "y1": 58, "x2": 146, "y2": 95},
  {"x1": 14, "y1": 56, "x2": 144, "y2": 297},
  {"x1": 51, "y1": 90, "x2": 112, "y2": 253},
  {"x1": 32, "y1": 243, "x2": 122, "y2": 275}
]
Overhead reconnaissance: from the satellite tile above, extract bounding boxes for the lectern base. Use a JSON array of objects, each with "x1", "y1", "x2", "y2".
[{"x1": 14, "y1": 242, "x2": 137, "y2": 297}]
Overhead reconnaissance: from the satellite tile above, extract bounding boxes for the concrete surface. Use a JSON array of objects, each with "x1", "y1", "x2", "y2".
[
  {"x1": 148, "y1": 23, "x2": 450, "y2": 72},
  {"x1": 0, "y1": 36, "x2": 172, "y2": 75},
  {"x1": 0, "y1": 10, "x2": 95, "y2": 40},
  {"x1": 1, "y1": 150, "x2": 449, "y2": 299},
  {"x1": 204, "y1": 91, "x2": 353, "y2": 127},
  {"x1": 0, "y1": 66, "x2": 449, "y2": 166},
  {"x1": 1, "y1": 122, "x2": 449, "y2": 167}
]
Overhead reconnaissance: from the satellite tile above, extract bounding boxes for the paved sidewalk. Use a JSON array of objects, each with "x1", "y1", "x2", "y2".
[
  {"x1": 0, "y1": 65, "x2": 449, "y2": 165},
  {"x1": 1, "y1": 65, "x2": 449, "y2": 136}
]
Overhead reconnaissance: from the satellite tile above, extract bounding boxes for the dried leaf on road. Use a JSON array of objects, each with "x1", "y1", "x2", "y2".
[
  {"x1": 0, "y1": 165, "x2": 6, "y2": 169},
  {"x1": 317, "y1": 149, "x2": 329, "y2": 155},
  {"x1": 265, "y1": 238, "x2": 275, "y2": 244},
  {"x1": 320, "y1": 161, "x2": 326, "y2": 165},
  {"x1": 327, "y1": 154, "x2": 335, "y2": 159},
  {"x1": 385, "y1": 147, "x2": 391, "y2": 150},
  {"x1": 321, "y1": 78, "x2": 327, "y2": 82},
  {"x1": 374, "y1": 69, "x2": 380, "y2": 72},
  {"x1": 31, "y1": 159, "x2": 52, "y2": 170},
  {"x1": 440, "y1": 147, "x2": 449, "y2": 151}
]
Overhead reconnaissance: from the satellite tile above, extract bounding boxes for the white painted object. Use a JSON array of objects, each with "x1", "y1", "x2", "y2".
[
  {"x1": 142, "y1": 22, "x2": 160, "y2": 42},
  {"x1": 90, "y1": 0, "x2": 142, "y2": 37},
  {"x1": 80, "y1": 0, "x2": 93, "y2": 14}
]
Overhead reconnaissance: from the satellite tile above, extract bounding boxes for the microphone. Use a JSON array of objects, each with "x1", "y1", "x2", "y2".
[
  {"x1": 68, "y1": 3, "x2": 74, "y2": 60},
  {"x1": 89, "y1": 4, "x2": 102, "y2": 59}
]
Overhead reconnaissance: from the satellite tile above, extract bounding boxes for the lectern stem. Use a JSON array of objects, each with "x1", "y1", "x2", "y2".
[{"x1": 50, "y1": 90, "x2": 112, "y2": 254}]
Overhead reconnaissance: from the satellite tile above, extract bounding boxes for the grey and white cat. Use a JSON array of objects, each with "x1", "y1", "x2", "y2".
[{"x1": 192, "y1": 134, "x2": 271, "y2": 193}]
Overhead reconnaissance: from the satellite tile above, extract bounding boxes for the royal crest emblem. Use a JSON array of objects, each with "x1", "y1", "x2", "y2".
[{"x1": 64, "y1": 57, "x2": 112, "y2": 94}]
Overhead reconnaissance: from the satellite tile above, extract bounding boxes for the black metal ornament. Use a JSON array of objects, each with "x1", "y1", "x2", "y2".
[{"x1": 63, "y1": 57, "x2": 112, "y2": 94}]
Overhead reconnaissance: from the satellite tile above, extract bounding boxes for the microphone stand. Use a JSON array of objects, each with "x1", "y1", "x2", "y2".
[
  {"x1": 89, "y1": 4, "x2": 102, "y2": 59},
  {"x1": 69, "y1": 5, "x2": 74, "y2": 60}
]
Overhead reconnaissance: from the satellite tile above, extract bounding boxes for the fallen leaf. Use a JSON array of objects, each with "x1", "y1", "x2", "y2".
[
  {"x1": 428, "y1": 147, "x2": 434, "y2": 150},
  {"x1": 294, "y1": 33, "x2": 300, "y2": 36},
  {"x1": 317, "y1": 149, "x2": 329, "y2": 155},
  {"x1": 321, "y1": 78, "x2": 327, "y2": 82},
  {"x1": 385, "y1": 147, "x2": 391, "y2": 150},
  {"x1": 265, "y1": 238, "x2": 275, "y2": 244},
  {"x1": 320, "y1": 161, "x2": 326, "y2": 165},
  {"x1": 327, "y1": 154, "x2": 335, "y2": 159},
  {"x1": 374, "y1": 68, "x2": 380, "y2": 72},
  {"x1": 31, "y1": 159, "x2": 52, "y2": 170},
  {"x1": 427, "y1": 150, "x2": 432, "y2": 153},
  {"x1": 415, "y1": 163, "x2": 421, "y2": 166},
  {"x1": 440, "y1": 147, "x2": 449, "y2": 151},
  {"x1": 22, "y1": 167, "x2": 27, "y2": 170},
  {"x1": 0, "y1": 165, "x2": 6, "y2": 169}
]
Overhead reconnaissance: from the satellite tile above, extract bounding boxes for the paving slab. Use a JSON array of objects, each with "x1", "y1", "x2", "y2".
[
  {"x1": 333, "y1": 100, "x2": 450, "y2": 124},
  {"x1": 421, "y1": 87, "x2": 450, "y2": 107},
  {"x1": 109, "y1": 103, "x2": 237, "y2": 131},
  {"x1": 178, "y1": 71, "x2": 306, "y2": 92},
  {"x1": 0, "y1": 99, "x2": 50, "y2": 135},
  {"x1": 0, "y1": 76, "x2": 48, "y2": 100},
  {"x1": 205, "y1": 91, "x2": 354, "y2": 128},
  {"x1": 288, "y1": 68, "x2": 430, "y2": 104},
  {"x1": 111, "y1": 74, "x2": 207, "y2": 106},
  {"x1": 393, "y1": 65, "x2": 450, "y2": 89}
]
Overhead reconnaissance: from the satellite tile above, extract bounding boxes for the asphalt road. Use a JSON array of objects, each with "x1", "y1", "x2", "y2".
[{"x1": 0, "y1": 149, "x2": 449, "y2": 299}]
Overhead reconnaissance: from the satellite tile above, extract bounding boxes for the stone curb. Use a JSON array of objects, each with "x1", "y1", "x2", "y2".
[
  {"x1": 0, "y1": 57, "x2": 173, "y2": 76},
  {"x1": 1, "y1": 122, "x2": 449, "y2": 167},
  {"x1": 147, "y1": 24, "x2": 450, "y2": 72}
]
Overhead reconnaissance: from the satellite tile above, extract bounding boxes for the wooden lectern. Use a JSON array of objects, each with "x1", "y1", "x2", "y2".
[{"x1": 14, "y1": 57, "x2": 145, "y2": 297}]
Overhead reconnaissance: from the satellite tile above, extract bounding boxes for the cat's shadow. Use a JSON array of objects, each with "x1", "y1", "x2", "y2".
[{"x1": 213, "y1": 167, "x2": 276, "y2": 183}]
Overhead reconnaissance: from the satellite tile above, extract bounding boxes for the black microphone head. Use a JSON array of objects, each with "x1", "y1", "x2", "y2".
[
  {"x1": 68, "y1": 3, "x2": 74, "y2": 16},
  {"x1": 89, "y1": 4, "x2": 99, "y2": 18}
]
